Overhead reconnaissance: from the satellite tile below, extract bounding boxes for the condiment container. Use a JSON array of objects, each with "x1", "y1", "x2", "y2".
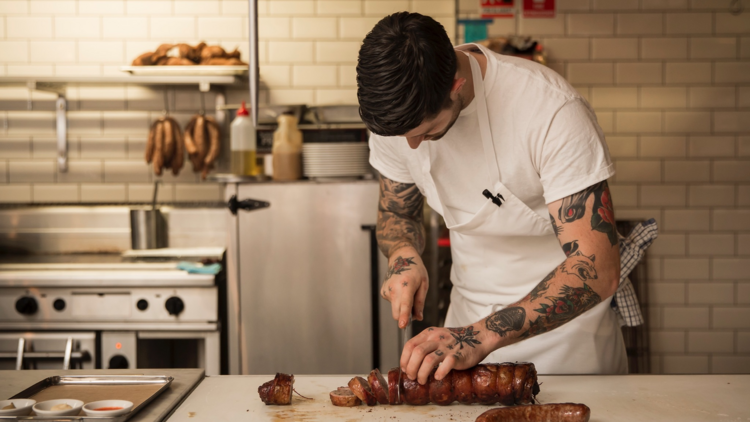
[
  {"x1": 0, "y1": 399, "x2": 35, "y2": 416},
  {"x1": 272, "y1": 114, "x2": 303, "y2": 181},
  {"x1": 230, "y1": 101, "x2": 258, "y2": 176},
  {"x1": 33, "y1": 399, "x2": 83, "y2": 417}
]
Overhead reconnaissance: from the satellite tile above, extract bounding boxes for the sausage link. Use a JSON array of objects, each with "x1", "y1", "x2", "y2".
[
  {"x1": 475, "y1": 403, "x2": 591, "y2": 422},
  {"x1": 169, "y1": 117, "x2": 185, "y2": 175},
  {"x1": 472, "y1": 363, "x2": 500, "y2": 405},
  {"x1": 513, "y1": 362, "x2": 531, "y2": 405},
  {"x1": 428, "y1": 369, "x2": 454, "y2": 406},
  {"x1": 497, "y1": 362, "x2": 515, "y2": 406},
  {"x1": 401, "y1": 370, "x2": 429, "y2": 406},
  {"x1": 152, "y1": 120, "x2": 164, "y2": 176},
  {"x1": 451, "y1": 368, "x2": 474, "y2": 405}
]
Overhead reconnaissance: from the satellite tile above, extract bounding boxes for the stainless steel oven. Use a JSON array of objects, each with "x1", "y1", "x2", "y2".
[{"x1": 0, "y1": 258, "x2": 222, "y2": 375}]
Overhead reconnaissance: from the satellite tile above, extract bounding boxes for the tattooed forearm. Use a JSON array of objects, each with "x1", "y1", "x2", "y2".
[
  {"x1": 520, "y1": 283, "x2": 601, "y2": 339},
  {"x1": 485, "y1": 306, "x2": 525, "y2": 337},
  {"x1": 560, "y1": 251, "x2": 597, "y2": 281},
  {"x1": 376, "y1": 175, "x2": 426, "y2": 257},
  {"x1": 525, "y1": 269, "x2": 556, "y2": 302},
  {"x1": 384, "y1": 256, "x2": 416, "y2": 280}
]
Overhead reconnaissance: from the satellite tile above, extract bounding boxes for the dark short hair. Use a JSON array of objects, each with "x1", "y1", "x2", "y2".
[{"x1": 357, "y1": 12, "x2": 456, "y2": 136}]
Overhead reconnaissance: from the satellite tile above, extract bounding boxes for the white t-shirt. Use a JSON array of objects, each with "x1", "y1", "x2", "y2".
[{"x1": 369, "y1": 43, "x2": 614, "y2": 225}]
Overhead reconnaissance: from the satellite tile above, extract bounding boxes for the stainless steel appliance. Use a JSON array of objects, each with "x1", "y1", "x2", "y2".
[
  {"x1": 224, "y1": 180, "x2": 400, "y2": 375},
  {"x1": 0, "y1": 258, "x2": 221, "y2": 374}
]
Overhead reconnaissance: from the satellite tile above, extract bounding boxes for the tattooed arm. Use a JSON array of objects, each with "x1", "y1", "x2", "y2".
[
  {"x1": 400, "y1": 181, "x2": 620, "y2": 384},
  {"x1": 377, "y1": 174, "x2": 430, "y2": 328}
]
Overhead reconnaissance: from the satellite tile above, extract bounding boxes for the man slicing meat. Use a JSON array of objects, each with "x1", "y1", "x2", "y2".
[{"x1": 358, "y1": 12, "x2": 654, "y2": 383}]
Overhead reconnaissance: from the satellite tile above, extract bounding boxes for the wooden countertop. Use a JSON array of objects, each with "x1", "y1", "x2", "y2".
[
  {"x1": 0, "y1": 368, "x2": 204, "y2": 422},
  {"x1": 166, "y1": 374, "x2": 750, "y2": 422}
]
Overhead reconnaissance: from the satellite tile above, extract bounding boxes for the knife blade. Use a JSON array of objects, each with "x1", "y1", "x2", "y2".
[{"x1": 398, "y1": 316, "x2": 411, "y2": 405}]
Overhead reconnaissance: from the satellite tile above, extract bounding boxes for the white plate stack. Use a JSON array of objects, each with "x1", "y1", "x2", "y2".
[{"x1": 302, "y1": 142, "x2": 372, "y2": 178}]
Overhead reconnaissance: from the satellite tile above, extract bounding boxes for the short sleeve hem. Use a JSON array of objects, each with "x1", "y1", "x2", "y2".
[{"x1": 543, "y1": 163, "x2": 615, "y2": 205}]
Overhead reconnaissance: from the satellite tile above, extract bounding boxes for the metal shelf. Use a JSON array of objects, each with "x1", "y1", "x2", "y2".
[
  {"x1": 0, "y1": 75, "x2": 237, "y2": 173},
  {"x1": 0, "y1": 75, "x2": 240, "y2": 93}
]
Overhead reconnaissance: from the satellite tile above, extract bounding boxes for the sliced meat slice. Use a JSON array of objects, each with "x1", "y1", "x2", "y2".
[
  {"x1": 330, "y1": 387, "x2": 361, "y2": 407},
  {"x1": 257, "y1": 373, "x2": 294, "y2": 405},
  {"x1": 348, "y1": 376, "x2": 378, "y2": 406},
  {"x1": 387, "y1": 368, "x2": 402, "y2": 405},
  {"x1": 367, "y1": 368, "x2": 389, "y2": 405}
]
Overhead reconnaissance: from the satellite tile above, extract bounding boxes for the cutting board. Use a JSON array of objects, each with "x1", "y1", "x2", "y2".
[{"x1": 167, "y1": 374, "x2": 750, "y2": 421}]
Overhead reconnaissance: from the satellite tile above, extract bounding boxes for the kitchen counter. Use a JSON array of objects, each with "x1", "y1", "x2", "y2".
[
  {"x1": 167, "y1": 374, "x2": 750, "y2": 421},
  {"x1": 0, "y1": 368, "x2": 204, "y2": 421}
]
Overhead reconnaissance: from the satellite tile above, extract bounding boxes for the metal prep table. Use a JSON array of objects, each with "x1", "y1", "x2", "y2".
[
  {"x1": 166, "y1": 374, "x2": 750, "y2": 421},
  {"x1": 0, "y1": 368, "x2": 204, "y2": 422}
]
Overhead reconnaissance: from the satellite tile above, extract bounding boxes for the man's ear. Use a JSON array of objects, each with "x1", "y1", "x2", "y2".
[{"x1": 451, "y1": 77, "x2": 466, "y2": 94}]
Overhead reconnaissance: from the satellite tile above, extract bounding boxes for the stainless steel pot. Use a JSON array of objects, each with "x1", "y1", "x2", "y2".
[{"x1": 129, "y1": 208, "x2": 168, "y2": 250}]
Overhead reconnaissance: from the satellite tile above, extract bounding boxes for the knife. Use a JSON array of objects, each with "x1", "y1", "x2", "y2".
[{"x1": 398, "y1": 315, "x2": 411, "y2": 405}]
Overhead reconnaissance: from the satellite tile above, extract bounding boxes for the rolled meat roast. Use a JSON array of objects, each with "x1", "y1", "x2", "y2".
[{"x1": 334, "y1": 362, "x2": 540, "y2": 407}]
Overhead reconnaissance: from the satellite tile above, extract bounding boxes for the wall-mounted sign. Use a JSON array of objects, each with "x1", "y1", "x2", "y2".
[
  {"x1": 523, "y1": 0, "x2": 555, "y2": 18},
  {"x1": 481, "y1": 0, "x2": 515, "y2": 18}
]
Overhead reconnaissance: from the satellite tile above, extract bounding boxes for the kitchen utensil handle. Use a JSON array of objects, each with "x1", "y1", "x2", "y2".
[
  {"x1": 15, "y1": 338, "x2": 24, "y2": 370},
  {"x1": 227, "y1": 195, "x2": 270, "y2": 215},
  {"x1": 62, "y1": 337, "x2": 73, "y2": 370},
  {"x1": 361, "y1": 224, "x2": 380, "y2": 371}
]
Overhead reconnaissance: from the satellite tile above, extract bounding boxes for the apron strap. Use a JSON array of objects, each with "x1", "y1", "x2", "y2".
[{"x1": 464, "y1": 52, "x2": 502, "y2": 189}]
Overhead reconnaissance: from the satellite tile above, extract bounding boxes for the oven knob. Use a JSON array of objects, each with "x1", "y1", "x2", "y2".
[
  {"x1": 108, "y1": 355, "x2": 129, "y2": 369},
  {"x1": 165, "y1": 297, "x2": 184, "y2": 316},
  {"x1": 137, "y1": 299, "x2": 149, "y2": 311},
  {"x1": 53, "y1": 299, "x2": 66, "y2": 311},
  {"x1": 15, "y1": 296, "x2": 38, "y2": 315}
]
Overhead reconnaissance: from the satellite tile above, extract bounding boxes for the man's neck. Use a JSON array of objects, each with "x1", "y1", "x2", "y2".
[{"x1": 455, "y1": 50, "x2": 475, "y2": 112}]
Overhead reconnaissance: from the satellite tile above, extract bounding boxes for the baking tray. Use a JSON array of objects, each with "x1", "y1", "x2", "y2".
[
  {"x1": 120, "y1": 66, "x2": 248, "y2": 76},
  {"x1": 3, "y1": 375, "x2": 173, "y2": 421}
]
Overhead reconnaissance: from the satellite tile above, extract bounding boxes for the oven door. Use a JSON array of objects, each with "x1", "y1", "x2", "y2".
[
  {"x1": 0, "y1": 332, "x2": 95, "y2": 370},
  {"x1": 100, "y1": 331, "x2": 219, "y2": 376}
]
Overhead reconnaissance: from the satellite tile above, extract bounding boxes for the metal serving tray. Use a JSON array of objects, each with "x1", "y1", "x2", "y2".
[{"x1": 3, "y1": 375, "x2": 173, "y2": 421}]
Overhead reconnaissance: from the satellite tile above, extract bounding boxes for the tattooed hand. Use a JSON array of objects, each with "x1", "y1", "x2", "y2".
[
  {"x1": 380, "y1": 247, "x2": 429, "y2": 328},
  {"x1": 400, "y1": 325, "x2": 490, "y2": 385}
]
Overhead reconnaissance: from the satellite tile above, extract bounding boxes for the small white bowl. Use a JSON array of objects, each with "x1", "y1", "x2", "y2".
[
  {"x1": 0, "y1": 399, "x2": 36, "y2": 416},
  {"x1": 33, "y1": 399, "x2": 84, "y2": 417},
  {"x1": 82, "y1": 400, "x2": 133, "y2": 417}
]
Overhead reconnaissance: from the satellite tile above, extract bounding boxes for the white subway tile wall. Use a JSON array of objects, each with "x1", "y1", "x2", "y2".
[
  {"x1": 1, "y1": 0, "x2": 451, "y2": 203},
  {"x1": 463, "y1": 1, "x2": 750, "y2": 374}
]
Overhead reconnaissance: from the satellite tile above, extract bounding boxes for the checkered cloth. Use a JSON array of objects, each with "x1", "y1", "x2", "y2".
[{"x1": 611, "y1": 218, "x2": 658, "y2": 327}]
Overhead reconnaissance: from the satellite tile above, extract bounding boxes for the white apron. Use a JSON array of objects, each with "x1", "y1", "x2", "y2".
[{"x1": 420, "y1": 53, "x2": 627, "y2": 375}]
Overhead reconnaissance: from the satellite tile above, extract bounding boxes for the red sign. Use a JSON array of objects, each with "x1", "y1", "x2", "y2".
[
  {"x1": 481, "y1": 0, "x2": 515, "y2": 18},
  {"x1": 523, "y1": 0, "x2": 555, "y2": 18}
]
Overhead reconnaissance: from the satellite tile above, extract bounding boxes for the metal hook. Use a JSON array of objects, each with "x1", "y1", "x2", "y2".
[
  {"x1": 162, "y1": 88, "x2": 169, "y2": 116},
  {"x1": 199, "y1": 91, "x2": 206, "y2": 116}
]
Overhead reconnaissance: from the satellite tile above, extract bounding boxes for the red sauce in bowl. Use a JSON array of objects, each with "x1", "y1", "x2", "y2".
[{"x1": 93, "y1": 407, "x2": 123, "y2": 411}]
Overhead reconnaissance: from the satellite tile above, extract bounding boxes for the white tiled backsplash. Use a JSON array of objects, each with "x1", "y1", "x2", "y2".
[
  {"x1": 459, "y1": 0, "x2": 750, "y2": 374},
  {"x1": 0, "y1": 0, "x2": 455, "y2": 203}
]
